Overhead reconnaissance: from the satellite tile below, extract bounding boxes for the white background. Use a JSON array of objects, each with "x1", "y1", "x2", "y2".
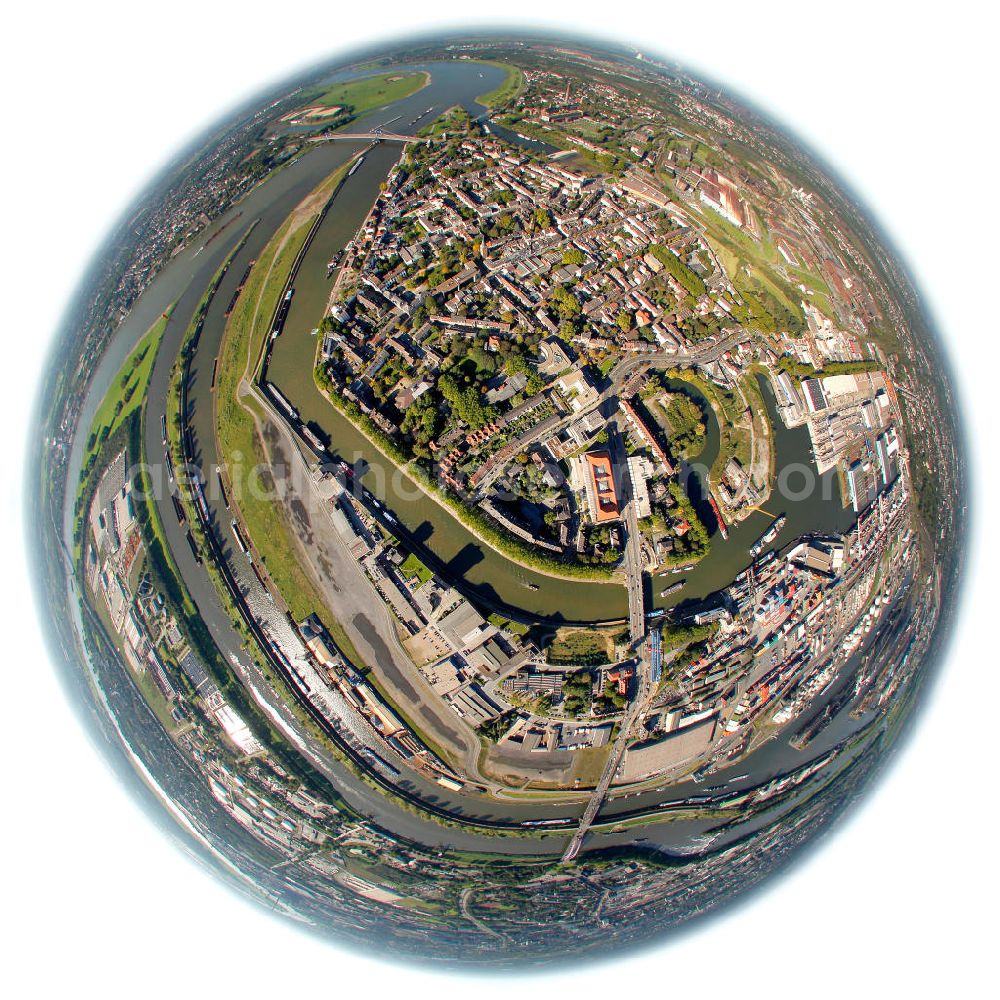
[{"x1": 1, "y1": 2, "x2": 996, "y2": 996}]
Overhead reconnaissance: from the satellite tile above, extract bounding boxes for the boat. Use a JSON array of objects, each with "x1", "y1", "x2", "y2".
[
  {"x1": 325, "y1": 250, "x2": 343, "y2": 276},
  {"x1": 660, "y1": 580, "x2": 684, "y2": 598},
  {"x1": 523, "y1": 582, "x2": 539, "y2": 591},
  {"x1": 708, "y1": 496, "x2": 728, "y2": 540},
  {"x1": 348, "y1": 155, "x2": 365, "y2": 177},
  {"x1": 657, "y1": 563, "x2": 694, "y2": 576},
  {"x1": 749, "y1": 514, "x2": 787, "y2": 558}
]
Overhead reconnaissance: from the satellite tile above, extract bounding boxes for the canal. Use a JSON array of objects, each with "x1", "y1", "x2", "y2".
[
  {"x1": 267, "y1": 205, "x2": 855, "y2": 622},
  {"x1": 647, "y1": 374, "x2": 857, "y2": 611},
  {"x1": 54, "y1": 56, "x2": 885, "y2": 846},
  {"x1": 69, "y1": 58, "x2": 856, "y2": 629}
]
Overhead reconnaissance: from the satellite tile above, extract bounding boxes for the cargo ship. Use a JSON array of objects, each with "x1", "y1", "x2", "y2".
[
  {"x1": 224, "y1": 259, "x2": 256, "y2": 316},
  {"x1": 708, "y1": 495, "x2": 728, "y2": 540},
  {"x1": 348, "y1": 155, "x2": 365, "y2": 177},
  {"x1": 270, "y1": 288, "x2": 293, "y2": 340}
]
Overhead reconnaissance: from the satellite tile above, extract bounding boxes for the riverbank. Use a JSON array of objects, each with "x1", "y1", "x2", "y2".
[
  {"x1": 214, "y1": 159, "x2": 370, "y2": 667},
  {"x1": 313, "y1": 369, "x2": 622, "y2": 584},
  {"x1": 473, "y1": 62, "x2": 525, "y2": 108},
  {"x1": 302, "y1": 70, "x2": 430, "y2": 121}
]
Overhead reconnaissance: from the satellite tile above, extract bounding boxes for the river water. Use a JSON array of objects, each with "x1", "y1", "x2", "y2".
[
  {"x1": 268, "y1": 267, "x2": 854, "y2": 622},
  {"x1": 67, "y1": 58, "x2": 855, "y2": 628},
  {"x1": 51, "y1": 57, "x2": 892, "y2": 853}
]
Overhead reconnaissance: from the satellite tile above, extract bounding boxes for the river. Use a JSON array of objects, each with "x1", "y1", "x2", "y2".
[
  {"x1": 65, "y1": 58, "x2": 857, "y2": 627},
  {"x1": 53, "y1": 56, "x2": 886, "y2": 855}
]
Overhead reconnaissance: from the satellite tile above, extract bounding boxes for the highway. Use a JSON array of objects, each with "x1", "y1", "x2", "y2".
[{"x1": 309, "y1": 130, "x2": 421, "y2": 144}]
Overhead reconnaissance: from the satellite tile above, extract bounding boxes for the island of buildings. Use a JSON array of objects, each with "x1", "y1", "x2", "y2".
[{"x1": 52, "y1": 40, "x2": 958, "y2": 961}]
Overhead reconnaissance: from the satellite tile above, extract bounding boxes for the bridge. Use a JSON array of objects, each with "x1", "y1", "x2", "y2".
[
  {"x1": 308, "y1": 128, "x2": 423, "y2": 144},
  {"x1": 608, "y1": 419, "x2": 646, "y2": 645},
  {"x1": 560, "y1": 657, "x2": 656, "y2": 862},
  {"x1": 561, "y1": 416, "x2": 651, "y2": 863}
]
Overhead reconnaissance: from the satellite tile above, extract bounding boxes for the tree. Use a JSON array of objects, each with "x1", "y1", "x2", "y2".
[
  {"x1": 649, "y1": 244, "x2": 706, "y2": 298},
  {"x1": 551, "y1": 285, "x2": 581, "y2": 320},
  {"x1": 496, "y1": 212, "x2": 516, "y2": 236},
  {"x1": 439, "y1": 374, "x2": 495, "y2": 430}
]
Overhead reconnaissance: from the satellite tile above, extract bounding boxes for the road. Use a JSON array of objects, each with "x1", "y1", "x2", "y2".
[
  {"x1": 606, "y1": 329, "x2": 747, "y2": 395},
  {"x1": 309, "y1": 131, "x2": 421, "y2": 143},
  {"x1": 559, "y1": 415, "x2": 653, "y2": 862},
  {"x1": 607, "y1": 418, "x2": 646, "y2": 645},
  {"x1": 560, "y1": 666, "x2": 655, "y2": 862}
]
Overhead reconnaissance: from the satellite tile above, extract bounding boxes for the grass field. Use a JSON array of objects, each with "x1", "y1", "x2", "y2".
[
  {"x1": 84, "y1": 309, "x2": 170, "y2": 468},
  {"x1": 688, "y1": 203, "x2": 828, "y2": 327},
  {"x1": 546, "y1": 627, "x2": 614, "y2": 666},
  {"x1": 572, "y1": 744, "x2": 612, "y2": 787},
  {"x1": 215, "y1": 160, "x2": 368, "y2": 669},
  {"x1": 400, "y1": 551, "x2": 432, "y2": 585},
  {"x1": 310, "y1": 71, "x2": 428, "y2": 116},
  {"x1": 475, "y1": 63, "x2": 526, "y2": 108}
]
